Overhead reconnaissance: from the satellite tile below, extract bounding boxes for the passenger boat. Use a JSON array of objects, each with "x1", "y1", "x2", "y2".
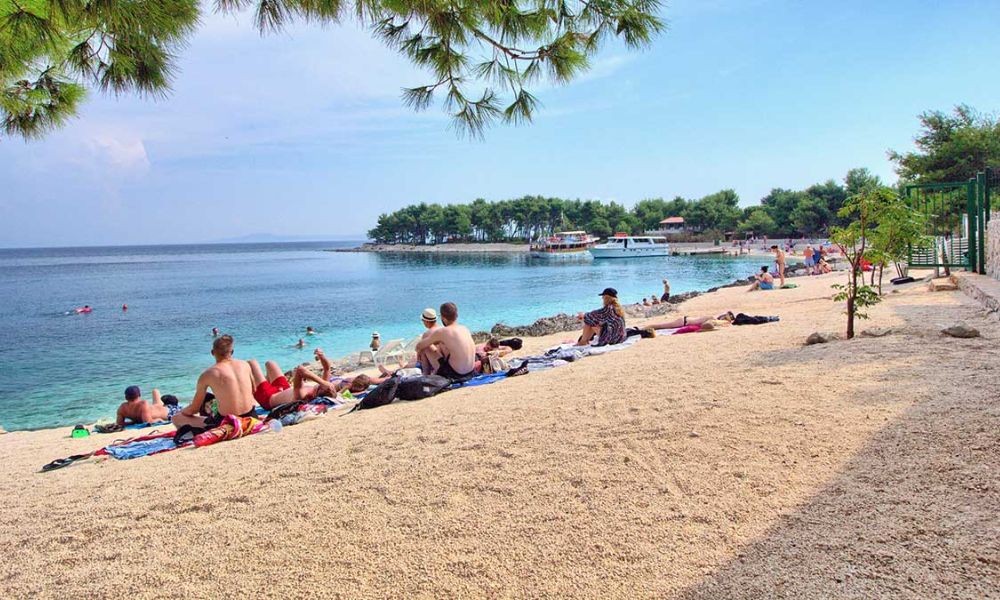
[
  {"x1": 529, "y1": 231, "x2": 596, "y2": 258},
  {"x1": 588, "y1": 233, "x2": 671, "y2": 258}
]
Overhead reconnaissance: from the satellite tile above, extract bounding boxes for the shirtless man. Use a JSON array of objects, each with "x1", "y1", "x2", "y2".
[
  {"x1": 770, "y1": 245, "x2": 786, "y2": 287},
  {"x1": 415, "y1": 302, "x2": 476, "y2": 382},
  {"x1": 172, "y1": 335, "x2": 258, "y2": 429},
  {"x1": 116, "y1": 386, "x2": 179, "y2": 426}
]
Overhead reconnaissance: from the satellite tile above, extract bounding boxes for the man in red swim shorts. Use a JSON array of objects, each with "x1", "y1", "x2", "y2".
[{"x1": 249, "y1": 353, "x2": 339, "y2": 411}]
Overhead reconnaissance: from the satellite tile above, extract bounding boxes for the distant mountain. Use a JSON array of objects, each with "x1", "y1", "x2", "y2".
[{"x1": 209, "y1": 233, "x2": 367, "y2": 244}]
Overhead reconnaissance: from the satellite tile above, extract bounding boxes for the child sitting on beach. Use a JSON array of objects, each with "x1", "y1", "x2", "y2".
[{"x1": 747, "y1": 266, "x2": 775, "y2": 291}]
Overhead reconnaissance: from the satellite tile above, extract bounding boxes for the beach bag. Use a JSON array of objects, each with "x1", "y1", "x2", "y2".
[
  {"x1": 395, "y1": 375, "x2": 451, "y2": 401},
  {"x1": 352, "y1": 377, "x2": 400, "y2": 411},
  {"x1": 483, "y1": 353, "x2": 509, "y2": 374},
  {"x1": 498, "y1": 337, "x2": 523, "y2": 350}
]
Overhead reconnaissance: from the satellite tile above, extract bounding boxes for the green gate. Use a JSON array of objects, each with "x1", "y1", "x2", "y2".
[
  {"x1": 905, "y1": 180, "x2": 977, "y2": 270},
  {"x1": 905, "y1": 167, "x2": 996, "y2": 273}
]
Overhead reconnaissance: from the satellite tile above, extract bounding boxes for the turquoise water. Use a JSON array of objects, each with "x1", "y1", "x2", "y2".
[{"x1": 0, "y1": 242, "x2": 761, "y2": 431}]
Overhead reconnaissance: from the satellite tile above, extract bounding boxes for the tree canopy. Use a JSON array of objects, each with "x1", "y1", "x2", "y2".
[
  {"x1": 889, "y1": 104, "x2": 1000, "y2": 184},
  {"x1": 367, "y1": 171, "x2": 870, "y2": 244},
  {"x1": 1, "y1": 0, "x2": 664, "y2": 140}
]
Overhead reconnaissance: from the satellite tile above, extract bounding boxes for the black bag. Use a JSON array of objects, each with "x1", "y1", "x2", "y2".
[
  {"x1": 498, "y1": 337, "x2": 523, "y2": 350},
  {"x1": 352, "y1": 377, "x2": 400, "y2": 411},
  {"x1": 395, "y1": 375, "x2": 451, "y2": 401},
  {"x1": 733, "y1": 313, "x2": 770, "y2": 326}
]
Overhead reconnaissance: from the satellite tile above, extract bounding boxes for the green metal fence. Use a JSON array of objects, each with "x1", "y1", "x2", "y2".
[
  {"x1": 905, "y1": 180, "x2": 976, "y2": 270},
  {"x1": 905, "y1": 168, "x2": 997, "y2": 273}
]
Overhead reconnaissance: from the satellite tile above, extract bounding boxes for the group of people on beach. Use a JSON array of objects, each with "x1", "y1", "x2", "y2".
[
  {"x1": 114, "y1": 276, "x2": 780, "y2": 431},
  {"x1": 118, "y1": 302, "x2": 489, "y2": 429}
]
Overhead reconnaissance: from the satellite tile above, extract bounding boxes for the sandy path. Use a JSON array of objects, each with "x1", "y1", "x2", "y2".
[{"x1": 0, "y1": 273, "x2": 997, "y2": 598}]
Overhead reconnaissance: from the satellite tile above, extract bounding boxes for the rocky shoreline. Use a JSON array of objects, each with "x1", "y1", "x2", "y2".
[{"x1": 297, "y1": 275, "x2": 760, "y2": 378}]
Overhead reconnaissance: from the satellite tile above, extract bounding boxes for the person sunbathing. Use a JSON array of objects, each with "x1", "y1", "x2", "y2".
[
  {"x1": 116, "y1": 386, "x2": 179, "y2": 426},
  {"x1": 748, "y1": 266, "x2": 775, "y2": 291},
  {"x1": 415, "y1": 302, "x2": 477, "y2": 381},
  {"x1": 645, "y1": 313, "x2": 735, "y2": 331},
  {"x1": 575, "y1": 287, "x2": 627, "y2": 346},
  {"x1": 476, "y1": 338, "x2": 513, "y2": 360},
  {"x1": 173, "y1": 335, "x2": 258, "y2": 429}
]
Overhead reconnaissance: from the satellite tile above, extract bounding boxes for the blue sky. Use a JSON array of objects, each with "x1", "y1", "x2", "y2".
[{"x1": 3, "y1": 0, "x2": 999, "y2": 247}]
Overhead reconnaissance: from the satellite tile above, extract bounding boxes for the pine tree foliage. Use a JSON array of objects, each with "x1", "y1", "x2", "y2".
[
  {"x1": 1, "y1": 0, "x2": 199, "y2": 138},
  {"x1": 1, "y1": 0, "x2": 664, "y2": 140}
]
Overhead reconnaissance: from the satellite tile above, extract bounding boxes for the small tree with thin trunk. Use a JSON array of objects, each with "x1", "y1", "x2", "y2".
[
  {"x1": 830, "y1": 186, "x2": 894, "y2": 338},
  {"x1": 866, "y1": 193, "x2": 929, "y2": 293}
]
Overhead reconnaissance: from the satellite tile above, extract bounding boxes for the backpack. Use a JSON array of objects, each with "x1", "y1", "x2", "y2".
[
  {"x1": 351, "y1": 377, "x2": 400, "y2": 411},
  {"x1": 395, "y1": 375, "x2": 451, "y2": 401}
]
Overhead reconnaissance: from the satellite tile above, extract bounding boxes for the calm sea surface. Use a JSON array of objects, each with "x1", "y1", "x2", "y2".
[{"x1": 0, "y1": 242, "x2": 762, "y2": 431}]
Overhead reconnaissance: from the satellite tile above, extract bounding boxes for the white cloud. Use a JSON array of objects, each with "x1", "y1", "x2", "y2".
[{"x1": 86, "y1": 134, "x2": 150, "y2": 173}]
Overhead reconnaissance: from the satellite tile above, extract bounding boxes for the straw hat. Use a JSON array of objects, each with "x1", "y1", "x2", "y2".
[
  {"x1": 372, "y1": 331, "x2": 380, "y2": 338},
  {"x1": 422, "y1": 308, "x2": 437, "y2": 321}
]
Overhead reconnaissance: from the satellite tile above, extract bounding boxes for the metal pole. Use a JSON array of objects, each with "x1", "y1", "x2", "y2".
[
  {"x1": 967, "y1": 179, "x2": 978, "y2": 272},
  {"x1": 977, "y1": 171, "x2": 987, "y2": 273}
]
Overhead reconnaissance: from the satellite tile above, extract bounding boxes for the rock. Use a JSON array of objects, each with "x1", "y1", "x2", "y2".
[
  {"x1": 860, "y1": 326, "x2": 893, "y2": 338},
  {"x1": 941, "y1": 323, "x2": 980, "y2": 338},
  {"x1": 688, "y1": 431, "x2": 701, "y2": 438},
  {"x1": 928, "y1": 277, "x2": 958, "y2": 292},
  {"x1": 805, "y1": 331, "x2": 840, "y2": 345}
]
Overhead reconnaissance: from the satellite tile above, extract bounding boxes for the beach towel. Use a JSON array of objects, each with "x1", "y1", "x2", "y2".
[
  {"x1": 673, "y1": 324, "x2": 703, "y2": 334},
  {"x1": 103, "y1": 435, "x2": 180, "y2": 460},
  {"x1": 456, "y1": 372, "x2": 509, "y2": 387},
  {"x1": 193, "y1": 415, "x2": 265, "y2": 448}
]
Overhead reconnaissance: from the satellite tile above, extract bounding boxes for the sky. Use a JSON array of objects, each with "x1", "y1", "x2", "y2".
[{"x1": 2, "y1": 0, "x2": 999, "y2": 247}]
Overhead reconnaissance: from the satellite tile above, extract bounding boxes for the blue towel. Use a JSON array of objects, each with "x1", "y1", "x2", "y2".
[
  {"x1": 455, "y1": 372, "x2": 508, "y2": 388},
  {"x1": 104, "y1": 437, "x2": 178, "y2": 460}
]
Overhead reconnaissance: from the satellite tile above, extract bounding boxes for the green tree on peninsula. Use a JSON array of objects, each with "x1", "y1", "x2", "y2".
[{"x1": 1, "y1": 0, "x2": 664, "y2": 139}]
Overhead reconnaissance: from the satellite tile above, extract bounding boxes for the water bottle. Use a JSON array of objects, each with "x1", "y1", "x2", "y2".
[{"x1": 267, "y1": 419, "x2": 283, "y2": 433}]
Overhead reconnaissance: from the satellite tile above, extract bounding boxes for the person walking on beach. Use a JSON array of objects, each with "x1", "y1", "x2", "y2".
[
  {"x1": 116, "y1": 386, "x2": 178, "y2": 426},
  {"x1": 576, "y1": 288, "x2": 627, "y2": 347},
  {"x1": 661, "y1": 279, "x2": 671, "y2": 302},
  {"x1": 770, "y1": 245, "x2": 786, "y2": 287},
  {"x1": 415, "y1": 302, "x2": 476, "y2": 382},
  {"x1": 172, "y1": 335, "x2": 258, "y2": 429},
  {"x1": 803, "y1": 245, "x2": 816, "y2": 275}
]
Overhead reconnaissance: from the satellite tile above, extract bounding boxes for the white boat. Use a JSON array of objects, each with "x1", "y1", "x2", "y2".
[
  {"x1": 529, "y1": 231, "x2": 596, "y2": 259},
  {"x1": 588, "y1": 233, "x2": 670, "y2": 258}
]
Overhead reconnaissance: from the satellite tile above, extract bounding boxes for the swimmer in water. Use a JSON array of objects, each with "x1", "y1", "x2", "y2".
[
  {"x1": 75, "y1": 305, "x2": 92, "y2": 314},
  {"x1": 306, "y1": 326, "x2": 316, "y2": 335},
  {"x1": 295, "y1": 338, "x2": 306, "y2": 349},
  {"x1": 122, "y1": 304, "x2": 128, "y2": 311},
  {"x1": 212, "y1": 327, "x2": 219, "y2": 337}
]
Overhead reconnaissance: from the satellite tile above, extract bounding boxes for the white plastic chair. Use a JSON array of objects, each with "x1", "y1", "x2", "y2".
[{"x1": 373, "y1": 338, "x2": 405, "y2": 368}]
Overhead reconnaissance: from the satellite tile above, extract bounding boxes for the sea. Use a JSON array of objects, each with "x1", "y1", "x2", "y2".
[{"x1": 0, "y1": 242, "x2": 763, "y2": 431}]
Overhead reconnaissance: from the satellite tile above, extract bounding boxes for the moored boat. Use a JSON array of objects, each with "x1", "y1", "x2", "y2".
[
  {"x1": 588, "y1": 233, "x2": 670, "y2": 258},
  {"x1": 529, "y1": 231, "x2": 597, "y2": 259}
]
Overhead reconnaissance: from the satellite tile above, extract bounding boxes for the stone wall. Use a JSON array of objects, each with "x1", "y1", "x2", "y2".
[{"x1": 988, "y1": 212, "x2": 1000, "y2": 279}]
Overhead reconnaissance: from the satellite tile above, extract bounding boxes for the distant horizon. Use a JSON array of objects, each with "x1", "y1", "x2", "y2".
[{"x1": 0, "y1": 236, "x2": 367, "y2": 251}]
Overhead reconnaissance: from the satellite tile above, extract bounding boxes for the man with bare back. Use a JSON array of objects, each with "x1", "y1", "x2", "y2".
[
  {"x1": 172, "y1": 335, "x2": 258, "y2": 429},
  {"x1": 415, "y1": 302, "x2": 477, "y2": 382}
]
